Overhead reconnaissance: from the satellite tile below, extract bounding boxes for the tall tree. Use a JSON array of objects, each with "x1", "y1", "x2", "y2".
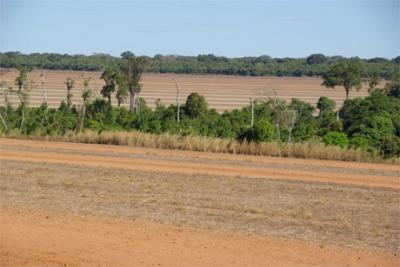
[
  {"x1": 40, "y1": 71, "x2": 47, "y2": 104},
  {"x1": 14, "y1": 67, "x2": 33, "y2": 132},
  {"x1": 115, "y1": 75, "x2": 128, "y2": 107},
  {"x1": 100, "y1": 67, "x2": 117, "y2": 106},
  {"x1": 119, "y1": 52, "x2": 147, "y2": 112},
  {"x1": 78, "y1": 78, "x2": 92, "y2": 132},
  {"x1": 65, "y1": 77, "x2": 75, "y2": 108},
  {"x1": 322, "y1": 60, "x2": 362, "y2": 100}
]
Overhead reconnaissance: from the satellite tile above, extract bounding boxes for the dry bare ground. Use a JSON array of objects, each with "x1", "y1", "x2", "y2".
[
  {"x1": 0, "y1": 138, "x2": 399, "y2": 266},
  {"x1": 0, "y1": 68, "x2": 370, "y2": 111}
]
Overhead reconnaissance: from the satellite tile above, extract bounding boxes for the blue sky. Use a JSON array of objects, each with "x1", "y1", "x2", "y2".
[{"x1": 0, "y1": 0, "x2": 399, "y2": 58}]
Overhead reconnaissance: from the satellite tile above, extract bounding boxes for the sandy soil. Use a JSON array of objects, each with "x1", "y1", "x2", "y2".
[
  {"x1": 0, "y1": 68, "x2": 371, "y2": 111},
  {"x1": 1, "y1": 138, "x2": 399, "y2": 266},
  {"x1": 1, "y1": 208, "x2": 398, "y2": 267},
  {"x1": 1, "y1": 138, "x2": 398, "y2": 189}
]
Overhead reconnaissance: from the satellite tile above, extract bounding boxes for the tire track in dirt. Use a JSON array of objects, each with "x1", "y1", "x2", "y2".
[{"x1": 1, "y1": 139, "x2": 399, "y2": 189}]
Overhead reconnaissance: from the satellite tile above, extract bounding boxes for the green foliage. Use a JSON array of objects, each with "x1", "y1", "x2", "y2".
[
  {"x1": 306, "y1": 54, "x2": 327, "y2": 65},
  {"x1": 243, "y1": 119, "x2": 275, "y2": 142},
  {"x1": 1, "y1": 72, "x2": 399, "y2": 158},
  {"x1": 1, "y1": 52, "x2": 398, "y2": 78},
  {"x1": 322, "y1": 59, "x2": 362, "y2": 99},
  {"x1": 323, "y1": 132, "x2": 349, "y2": 148},
  {"x1": 184, "y1": 93, "x2": 208, "y2": 119}
]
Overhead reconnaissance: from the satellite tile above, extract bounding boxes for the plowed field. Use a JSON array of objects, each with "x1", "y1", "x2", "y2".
[{"x1": 0, "y1": 69, "x2": 370, "y2": 112}]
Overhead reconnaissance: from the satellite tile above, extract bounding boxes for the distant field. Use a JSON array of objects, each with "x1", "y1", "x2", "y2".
[{"x1": 0, "y1": 68, "x2": 370, "y2": 112}]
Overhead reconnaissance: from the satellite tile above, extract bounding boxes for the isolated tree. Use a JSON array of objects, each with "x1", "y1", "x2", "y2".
[
  {"x1": 78, "y1": 78, "x2": 92, "y2": 132},
  {"x1": 185, "y1": 92, "x2": 208, "y2": 119},
  {"x1": 14, "y1": 67, "x2": 33, "y2": 132},
  {"x1": 322, "y1": 60, "x2": 362, "y2": 100},
  {"x1": 65, "y1": 77, "x2": 75, "y2": 108},
  {"x1": 119, "y1": 52, "x2": 147, "y2": 112},
  {"x1": 100, "y1": 67, "x2": 117, "y2": 106}
]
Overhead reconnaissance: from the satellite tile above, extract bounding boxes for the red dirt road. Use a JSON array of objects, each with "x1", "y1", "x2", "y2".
[{"x1": 1, "y1": 208, "x2": 398, "y2": 267}]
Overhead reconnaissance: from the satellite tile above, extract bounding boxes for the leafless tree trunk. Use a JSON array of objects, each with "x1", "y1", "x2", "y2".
[
  {"x1": 40, "y1": 71, "x2": 47, "y2": 104},
  {"x1": 0, "y1": 111, "x2": 7, "y2": 131},
  {"x1": 250, "y1": 97, "x2": 254, "y2": 127},
  {"x1": 174, "y1": 78, "x2": 181, "y2": 124},
  {"x1": 260, "y1": 89, "x2": 283, "y2": 141},
  {"x1": 79, "y1": 104, "x2": 86, "y2": 133},
  {"x1": 281, "y1": 106, "x2": 303, "y2": 143}
]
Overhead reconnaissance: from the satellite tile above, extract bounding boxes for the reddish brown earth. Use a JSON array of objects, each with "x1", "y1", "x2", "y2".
[
  {"x1": 1, "y1": 208, "x2": 398, "y2": 267},
  {"x1": 0, "y1": 68, "x2": 371, "y2": 111},
  {"x1": 1, "y1": 138, "x2": 399, "y2": 266},
  {"x1": 1, "y1": 138, "x2": 399, "y2": 189}
]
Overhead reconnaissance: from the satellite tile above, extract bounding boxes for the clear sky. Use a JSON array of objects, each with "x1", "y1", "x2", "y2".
[{"x1": 0, "y1": 0, "x2": 399, "y2": 58}]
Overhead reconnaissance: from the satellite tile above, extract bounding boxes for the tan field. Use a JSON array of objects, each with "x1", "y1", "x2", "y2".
[
  {"x1": 1, "y1": 138, "x2": 399, "y2": 266},
  {"x1": 0, "y1": 68, "x2": 370, "y2": 112}
]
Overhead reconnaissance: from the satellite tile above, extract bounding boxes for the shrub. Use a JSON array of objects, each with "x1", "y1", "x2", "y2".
[{"x1": 323, "y1": 132, "x2": 349, "y2": 148}]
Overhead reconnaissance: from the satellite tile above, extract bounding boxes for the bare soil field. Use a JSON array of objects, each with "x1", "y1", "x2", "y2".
[
  {"x1": 0, "y1": 68, "x2": 370, "y2": 111},
  {"x1": 0, "y1": 138, "x2": 399, "y2": 266}
]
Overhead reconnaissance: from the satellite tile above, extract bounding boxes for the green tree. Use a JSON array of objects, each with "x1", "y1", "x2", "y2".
[
  {"x1": 100, "y1": 67, "x2": 117, "y2": 106},
  {"x1": 323, "y1": 132, "x2": 349, "y2": 148},
  {"x1": 14, "y1": 67, "x2": 33, "y2": 132},
  {"x1": 119, "y1": 52, "x2": 147, "y2": 112},
  {"x1": 322, "y1": 60, "x2": 362, "y2": 99},
  {"x1": 65, "y1": 77, "x2": 75, "y2": 108},
  {"x1": 367, "y1": 70, "x2": 381, "y2": 94},
  {"x1": 306, "y1": 54, "x2": 326, "y2": 65},
  {"x1": 184, "y1": 92, "x2": 208, "y2": 119},
  {"x1": 79, "y1": 78, "x2": 93, "y2": 132}
]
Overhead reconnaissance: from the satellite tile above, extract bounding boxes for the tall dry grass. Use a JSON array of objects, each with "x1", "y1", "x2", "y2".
[{"x1": 3, "y1": 129, "x2": 383, "y2": 163}]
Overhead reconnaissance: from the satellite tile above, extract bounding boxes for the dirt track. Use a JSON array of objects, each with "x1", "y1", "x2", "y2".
[
  {"x1": 1, "y1": 138, "x2": 398, "y2": 189},
  {"x1": 2, "y1": 208, "x2": 398, "y2": 267}
]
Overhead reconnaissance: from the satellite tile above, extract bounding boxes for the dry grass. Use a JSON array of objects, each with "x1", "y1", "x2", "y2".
[
  {"x1": 1, "y1": 160, "x2": 399, "y2": 253},
  {"x1": 4, "y1": 130, "x2": 380, "y2": 163}
]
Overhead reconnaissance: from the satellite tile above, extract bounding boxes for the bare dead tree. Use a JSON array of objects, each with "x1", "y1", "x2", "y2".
[
  {"x1": 40, "y1": 71, "x2": 47, "y2": 104},
  {"x1": 0, "y1": 111, "x2": 7, "y2": 131},
  {"x1": 280, "y1": 105, "x2": 303, "y2": 143},
  {"x1": 250, "y1": 97, "x2": 254, "y2": 127},
  {"x1": 174, "y1": 78, "x2": 181, "y2": 124},
  {"x1": 258, "y1": 89, "x2": 285, "y2": 142}
]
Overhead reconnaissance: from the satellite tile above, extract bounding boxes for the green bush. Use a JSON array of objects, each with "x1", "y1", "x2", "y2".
[{"x1": 323, "y1": 132, "x2": 349, "y2": 148}]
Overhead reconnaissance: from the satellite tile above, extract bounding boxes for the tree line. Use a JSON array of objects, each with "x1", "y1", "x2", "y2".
[
  {"x1": 1, "y1": 51, "x2": 399, "y2": 78},
  {"x1": 0, "y1": 55, "x2": 399, "y2": 159}
]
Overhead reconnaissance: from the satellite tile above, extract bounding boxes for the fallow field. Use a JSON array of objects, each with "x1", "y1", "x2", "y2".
[
  {"x1": 1, "y1": 138, "x2": 399, "y2": 266},
  {"x1": 0, "y1": 68, "x2": 370, "y2": 111}
]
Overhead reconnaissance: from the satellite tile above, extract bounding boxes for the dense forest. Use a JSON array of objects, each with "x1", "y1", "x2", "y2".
[{"x1": 1, "y1": 51, "x2": 399, "y2": 78}]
